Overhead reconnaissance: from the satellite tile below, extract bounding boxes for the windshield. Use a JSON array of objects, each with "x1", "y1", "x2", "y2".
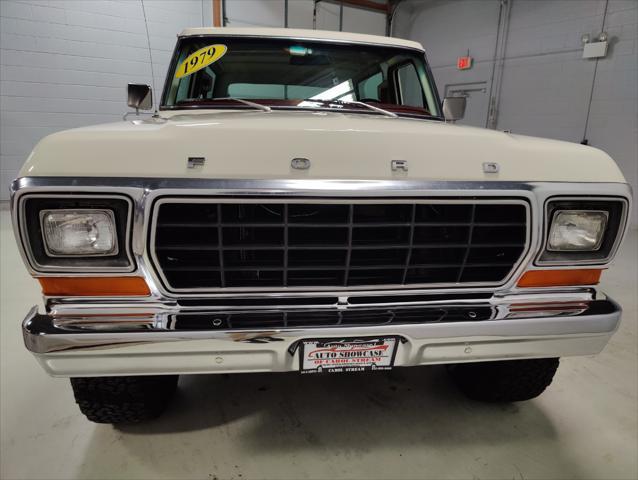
[{"x1": 162, "y1": 36, "x2": 441, "y2": 118}]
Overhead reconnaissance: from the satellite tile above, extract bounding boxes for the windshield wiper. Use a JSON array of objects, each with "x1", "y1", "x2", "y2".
[
  {"x1": 300, "y1": 98, "x2": 398, "y2": 118},
  {"x1": 212, "y1": 97, "x2": 272, "y2": 112},
  {"x1": 347, "y1": 100, "x2": 398, "y2": 118}
]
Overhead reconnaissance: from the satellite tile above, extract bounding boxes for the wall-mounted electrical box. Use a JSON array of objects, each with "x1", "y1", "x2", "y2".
[
  {"x1": 582, "y1": 32, "x2": 609, "y2": 59},
  {"x1": 583, "y1": 41, "x2": 608, "y2": 59}
]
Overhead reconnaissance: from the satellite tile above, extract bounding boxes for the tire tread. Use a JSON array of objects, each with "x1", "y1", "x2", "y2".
[
  {"x1": 70, "y1": 375, "x2": 178, "y2": 424},
  {"x1": 448, "y1": 358, "x2": 559, "y2": 402}
]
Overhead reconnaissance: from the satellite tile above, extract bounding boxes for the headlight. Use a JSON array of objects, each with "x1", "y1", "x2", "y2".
[
  {"x1": 41, "y1": 209, "x2": 118, "y2": 256},
  {"x1": 547, "y1": 210, "x2": 607, "y2": 251},
  {"x1": 538, "y1": 198, "x2": 628, "y2": 265}
]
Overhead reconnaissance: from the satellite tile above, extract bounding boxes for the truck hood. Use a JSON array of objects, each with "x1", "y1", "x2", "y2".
[{"x1": 20, "y1": 109, "x2": 625, "y2": 183}]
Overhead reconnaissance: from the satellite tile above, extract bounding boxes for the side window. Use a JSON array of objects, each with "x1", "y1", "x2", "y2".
[
  {"x1": 357, "y1": 71, "x2": 383, "y2": 101},
  {"x1": 176, "y1": 74, "x2": 192, "y2": 101},
  {"x1": 396, "y1": 63, "x2": 424, "y2": 108}
]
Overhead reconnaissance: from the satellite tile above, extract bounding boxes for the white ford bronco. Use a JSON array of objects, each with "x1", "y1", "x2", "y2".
[{"x1": 11, "y1": 28, "x2": 631, "y2": 424}]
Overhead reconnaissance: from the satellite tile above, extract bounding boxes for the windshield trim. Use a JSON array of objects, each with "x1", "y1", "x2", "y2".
[
  {"x1": 160, "y1": 36, "x2": 442, "y2": 119},
  {"x1": 176, "y1": 33, "x2": 426, "y2": 54},
  {"x1": 160, "y1": 103, "x2": 445, "y2": 121}
]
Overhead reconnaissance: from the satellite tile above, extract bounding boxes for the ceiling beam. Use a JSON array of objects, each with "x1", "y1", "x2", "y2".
[{"x1": 212, "y1": 0, "x2": 222, "y2": 27}]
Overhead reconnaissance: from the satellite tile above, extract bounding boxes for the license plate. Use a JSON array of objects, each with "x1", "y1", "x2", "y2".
[{"x1": 299, "y1": 336, "x2": 399, "y2": 374}]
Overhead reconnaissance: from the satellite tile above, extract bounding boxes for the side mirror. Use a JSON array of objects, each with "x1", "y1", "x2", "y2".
[
  {"x1": 442, "y1": 96, "x2": 466, "y2": 122},
  {"x1": 127, "y1": 84, "x2": 153, "y2": 113}
]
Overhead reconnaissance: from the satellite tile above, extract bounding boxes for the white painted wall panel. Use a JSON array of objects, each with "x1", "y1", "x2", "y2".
[
  {"x1": 0, "y1": 0, "x2": 209, "y2": 200},
  {"x1": 342, "y1": 6, "x2": 385, "y2": 35},
  {"x1": 315, "y1": 1, "x2": 340, "y2": 31},
  {"x1": 403, "y1": 0, "x2": 501, "y2": 66},
  {"x1": 288, "y1": 0, "x2": 315, "y2": 29},
  {"x1": 225, "y1": 0, "x2": 285, "y2": 27}
]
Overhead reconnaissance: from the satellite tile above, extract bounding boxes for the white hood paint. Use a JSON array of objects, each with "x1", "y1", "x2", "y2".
[{"x1": 20, "y1": 110, "x2": 626, "y2": 183}]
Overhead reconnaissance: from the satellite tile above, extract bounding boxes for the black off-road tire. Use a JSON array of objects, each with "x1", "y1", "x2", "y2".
[
  {"x1": 447, "y1": 358, "x2": 559, "y2": 402},
  {"x1": 70, "y1": 375, "x2": 178, "y2": 424}
]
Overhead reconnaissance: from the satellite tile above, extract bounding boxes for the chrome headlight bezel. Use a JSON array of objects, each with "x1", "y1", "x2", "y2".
[
  {"x1": 537, "y1": 197, "x2": 628, "y2": 266},
  {"x1": 19, "y1": 194, "x2": 135, "y2": 273}
]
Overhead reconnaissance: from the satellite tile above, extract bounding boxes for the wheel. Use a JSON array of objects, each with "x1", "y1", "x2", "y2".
[
  {"x1": 447, "y1": 358, "x2": 559, "y2": 402},
  {"x1": 70, "y1": 375, "x2": 178, "y2": 424}
]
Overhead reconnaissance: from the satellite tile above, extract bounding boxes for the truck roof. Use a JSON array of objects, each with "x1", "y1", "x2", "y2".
[{"x1": 178, "y1": 27, "x2": 424, "y2": 51}]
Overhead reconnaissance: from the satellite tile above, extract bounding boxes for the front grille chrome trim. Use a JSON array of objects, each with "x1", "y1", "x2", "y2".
[
  {"x1": 149, "y1": 197, "x2": 531, "y2": 294},
  {"x1": 11, "y1": 177, "x2": 632, "y2": 303}
]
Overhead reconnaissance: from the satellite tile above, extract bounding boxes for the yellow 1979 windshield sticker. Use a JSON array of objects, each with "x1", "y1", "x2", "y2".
[{"x1": 175, "y1": 44, "x2": 227, "y2": 79}]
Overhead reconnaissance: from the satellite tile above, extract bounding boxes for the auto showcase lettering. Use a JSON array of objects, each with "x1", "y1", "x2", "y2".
[{"x1": 301, "y1": 338, "x2": 398, "y2": 374}]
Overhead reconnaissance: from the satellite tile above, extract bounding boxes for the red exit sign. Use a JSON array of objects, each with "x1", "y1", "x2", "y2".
[{"x1": 457, "y1": 56, "x2": 473, "y2": 70}]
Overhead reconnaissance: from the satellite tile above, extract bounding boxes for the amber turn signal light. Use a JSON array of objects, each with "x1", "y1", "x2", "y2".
[
  {"x1": 517, "y1": 269, "x2": 602, "y2": 288},
  {"x1": 38, "y1": 277, "x2": 151, "y2": 296}
]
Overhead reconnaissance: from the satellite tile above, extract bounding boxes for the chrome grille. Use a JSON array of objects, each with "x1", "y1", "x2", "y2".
[{"x1": 151, "y1": 199, "x2": 529, "y2": 292}]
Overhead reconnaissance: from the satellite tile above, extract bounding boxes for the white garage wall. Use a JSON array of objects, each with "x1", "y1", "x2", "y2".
[
  {"x1": 224, "y1": 0, "x2": 385, "y2": 34},
  {"x1": 394, "y1": 0, "x2": 638, "y2": 226},
  {"x1": 287, "y1": 0, "x2": 316, "y2": 29},
  {"x1": 342, "y1": 6, "x2": 386, "y2": 35},
  {"x1": 224, "y1": 0, "x2": 286, "y2": 27},
  {"x1": 0, "y1": 0, "x2": 211, "y2": 200}
]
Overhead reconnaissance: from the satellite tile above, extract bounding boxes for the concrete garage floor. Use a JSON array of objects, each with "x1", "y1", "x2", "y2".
[{"x1": 1, "y1": 208, "x2": 637, "y2": 480}]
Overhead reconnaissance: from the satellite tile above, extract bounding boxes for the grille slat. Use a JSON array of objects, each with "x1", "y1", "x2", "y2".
[
  {"x1": 162, "y1": 262, "x2": 516, "y2": 272},
  {"x1": 157, "y1": 242, "x2": 526, "y2": 251},
  {"x1": 456, "y1": 204, "x2": 476, "y2": 283},
  {"x1": 402, "y1": 204, "x2": 417, "y2": 284},
  {"x1": 153, "y1": 200, "x2": 528, "y2": 291},
  {"x1": 344, "y1": 204, "x2": 354, "y2": 287},
  {"x1": 216, "y1": 204, "x2": 226, "y2": 288},
  {"x1": 159, "y1": 221, "x2": 526, "y2": 228},
  {"x1": 283, "y1": 204, "x2": 289, "y2": 286}
]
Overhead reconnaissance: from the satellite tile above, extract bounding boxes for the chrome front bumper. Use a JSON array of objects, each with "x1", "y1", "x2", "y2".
[{"x1": 22, "y1": 296, "x2": 621, "y2": 377}]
